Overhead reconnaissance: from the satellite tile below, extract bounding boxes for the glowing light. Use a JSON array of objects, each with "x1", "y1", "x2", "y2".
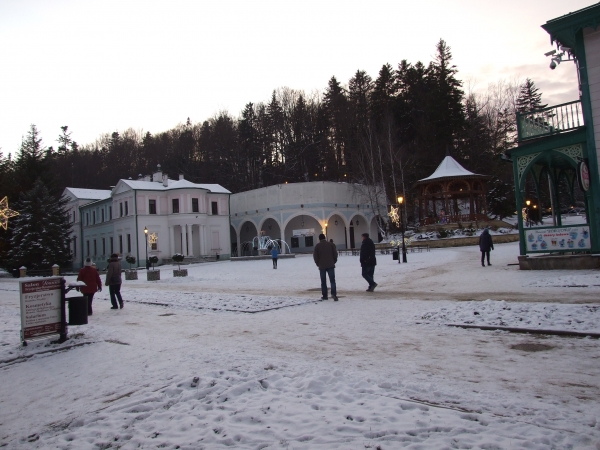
[
  {"x1": 148, "y1": 232, "x2": 158, "y2": 244},
  {"x1": 0, "y1": 197, "x2": 19, "y2": 230},
  {"x1": 388, "y1": 206, "x2": 400, "y2": 226}
]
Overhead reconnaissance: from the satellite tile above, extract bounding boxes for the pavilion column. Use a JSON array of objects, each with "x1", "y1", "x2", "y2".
[
  {"x1": 169, "y1": 226, "x2": 175, "y2": 256},
  {"x1": 184, "y1": 224, "x2": 189, "y2": 256},
  {"x1": 188, "y1": 225, "x2": 194, "y2": 257}
]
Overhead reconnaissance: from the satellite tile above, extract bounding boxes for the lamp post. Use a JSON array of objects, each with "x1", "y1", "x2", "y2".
[
  {"x1": 144, "y1": 226, "x2": 149, "y2": 269},
  {"x1": 398, "y1": 196, "x2": 407, "y2": 263},
  {"x1": 525, "y1": 200, "x2": 531, "y2": 227}
]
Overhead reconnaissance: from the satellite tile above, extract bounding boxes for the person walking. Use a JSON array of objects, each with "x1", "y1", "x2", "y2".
[
  {"x1": 105, "y1": 253, "x2": 124, "y2": 309},
  {"x1": 271, "y1": 246, "x2": 279, "y2": 269},
  {"x1": 479, "y1": 228, "x2": 494, "y2": 267},
  {"x1": 360, "y1": 232, "x2": 377, "y2": 292},
  {"x1": 77, "y1": 257, "x2": 102, "y2": 315},
  {"x1": 313, "y1": 233, "x2": 338, "y2": 301}
]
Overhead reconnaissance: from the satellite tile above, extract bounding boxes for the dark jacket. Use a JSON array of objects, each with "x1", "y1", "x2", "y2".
[
  {"x1": 479, "y1": 229, "x2": 494, "y2": 252},
  {"x1": 313, "y1": 239, "x2": 338, "y2": 270},
  {"x1": 77, "y1": 266, "x2": 102, "y2": 294},
  {"x1": 360, "y1": 237, "x2": 377, "y2": 267},
  {"x1": 105, "y1": 257, "x2": 122, "y2": 286}
]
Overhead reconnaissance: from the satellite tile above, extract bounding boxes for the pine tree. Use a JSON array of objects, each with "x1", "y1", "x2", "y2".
[
  {"x1": 516, "y1": 78, "x2": 547, "y2": 113},
  {"x1": 5, "y1": 179, "x2": 72, "y2": 269}
]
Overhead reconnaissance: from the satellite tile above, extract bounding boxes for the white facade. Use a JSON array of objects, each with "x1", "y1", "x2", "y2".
[
  {"x1": 585, "y1": 27, "x2": 600, "y2": 172},
  {"x1": 230, "y1": 182, "x2": 389, "y2": 254},
  {"x1": 67, "y1": 172, "x2": 231, "y2": 270}
]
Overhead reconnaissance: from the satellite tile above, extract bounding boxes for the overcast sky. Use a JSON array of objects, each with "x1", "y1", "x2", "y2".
[{"x1": 0, "y1": 0, "x2": 590, "y2": 155}]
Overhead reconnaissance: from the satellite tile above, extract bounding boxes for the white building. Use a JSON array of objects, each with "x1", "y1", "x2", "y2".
[
  {"x1": 229, "y1": 182, "x2": 389, "y2": 255},
  {"x1": 64, "y1": 168, "x2": 231, "y2": 270},
  {"x1": 62, "y1": 187, "x2": 112, "y2": 266}
]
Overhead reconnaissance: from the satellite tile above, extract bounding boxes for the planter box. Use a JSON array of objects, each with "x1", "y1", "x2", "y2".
[
  {"x1": 147, "y1": 270, "x2": 161, "y2": 281},
  {"x1": 125, "y1": 270, "x2": 138, "y2": 280},
  {"x1": 173, "y1": 269, "x2": 188, "y2": 277}
]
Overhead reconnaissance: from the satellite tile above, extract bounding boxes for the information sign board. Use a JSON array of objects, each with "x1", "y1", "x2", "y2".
[
  {"x1": 525, "y1": 225, "x2": 591, "y2": 252},
  {"x1": 20, "y1": 277, "x2": 63, "y2": 341}
]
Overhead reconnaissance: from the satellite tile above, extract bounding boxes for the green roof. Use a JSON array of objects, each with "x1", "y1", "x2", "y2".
[{"x1": 542, "y1": 3, "x2": 600, "y2": 51}]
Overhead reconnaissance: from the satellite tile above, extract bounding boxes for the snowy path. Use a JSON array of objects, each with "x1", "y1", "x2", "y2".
[{"x1": 1, "y1": 241, "x2": 599, "y2": 448}]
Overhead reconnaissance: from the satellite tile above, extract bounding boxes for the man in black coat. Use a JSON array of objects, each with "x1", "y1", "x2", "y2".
[
  {"x1": 479, "y1": 228, "x2": 494, "y2": 267},
  {"x1": 313, "y1": 233, "x2": 338, "y2": 301},
  {"x1": 360, "y1": 233, "x2": 377, "y2": 292}
]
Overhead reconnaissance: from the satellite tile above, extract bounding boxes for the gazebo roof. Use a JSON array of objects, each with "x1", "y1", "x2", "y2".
[{"x1": 416, "y1": 156, "x2": 485, "y2": 184}]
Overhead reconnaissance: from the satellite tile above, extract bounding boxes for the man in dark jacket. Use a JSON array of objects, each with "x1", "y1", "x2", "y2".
[
  {"x1": 360, "y1": 233, "x2": 377, "y2": 292},
  {"x1": 313, "y1": 233, "x2": 338, "y2": 301},
  {"x1": 479, "y1": 228, "x2": 494, "y2": 267},
  {"x1": 105, "y1": 253, "x2": 124, "y2": 309}
]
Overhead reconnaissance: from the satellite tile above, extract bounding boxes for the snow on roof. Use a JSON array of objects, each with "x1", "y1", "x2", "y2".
[
  {"x1": 64, "y1": 187, "x2": 112, "y2": 200},
  {"x1": 120, "y1": 179, "x2": 231, "y2": 194},
  {"x1": 417, "y1": 156, "x2": 483, "y2": 182}
]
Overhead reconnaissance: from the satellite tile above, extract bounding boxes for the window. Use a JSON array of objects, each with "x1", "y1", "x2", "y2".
[
  {"x1": 305, "y1": 236, "x2": 314, "y2": 247},
  {"x1": 110, "y1": 237, "x2": 113, "y2": 254},
  {"x1": 102, "y1": 238, "x2": 106, "y2": 255},
  {"x1": 73, "y1": 237, "x2": 77, "y2": 257},
  {"x1": 92, "y1": 211, "x2": 96, "y2": 224},
  {"x1": 149, "y1": 199, "x2": 157, "y2": 214},
  {"x1": 211, "y1": 201, "x2": 218, "y2": 215},
  {"x1": 120, "y1": 203, "x2": 123, "y2": 217},
  {"x1": 72, "y1": 211, "x2": 75, "y2": 222},
  {"x1": 127, "y1": 234, "x2": 131, "y2": 253},
  {"x1": 101, "y1": 209, "x2": 105, "y2": 222},
  {"x1": 93, "y1": 239, "x2": 97, "y2": 256},
  {"x1": 125, "y1": 201, "x2": 128, "y2": 216},
  {"x1": 86, "y1": 213, "x2": 89, "y2": 225},
  {"x1": 109, "y1": 206, "x2": 112, "y2": 220},
  {"x1": 151, "y1": 242, "x2": 157, "y2": 250},
  {"x1": 291, "y1": 237, "x2": 299, "y2": 248},
  {"x1": 172, "y1": 198, "x2": 179, "y2": 214},
  {"x1": 86, "y1": 240, "x2": 90, "y2": 256},
  {"x1": 192, "y1": 198, "x2": 199, "y2": 213},
  {"x1": 119, "y1": 235, "x2": 123, "y2": 254}
]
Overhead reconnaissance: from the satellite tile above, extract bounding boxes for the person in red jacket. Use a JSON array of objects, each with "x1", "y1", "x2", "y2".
[{"x1": 77, "y1": 258, "x2": 102, "y2": 315}]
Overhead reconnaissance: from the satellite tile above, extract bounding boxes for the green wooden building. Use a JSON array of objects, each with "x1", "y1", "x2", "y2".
[{"x1": 506, "y1": 4, "x2": 600, "y2": 268}]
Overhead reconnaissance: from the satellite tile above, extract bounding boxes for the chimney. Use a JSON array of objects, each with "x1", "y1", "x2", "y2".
[
  {"x1": 153, "y1": 164, "x2": 162, "y2": 182},
  {"x1": 162, "y1": 173, "x2": 168, "y2": 187},
  {"x1": 179, "y1": 174, "x2": 184, "y2": 180}
]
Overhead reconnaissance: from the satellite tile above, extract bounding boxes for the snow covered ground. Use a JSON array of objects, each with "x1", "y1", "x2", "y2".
[{"x1": 1, "y1": 241, "x2": 599, "y2": 449}]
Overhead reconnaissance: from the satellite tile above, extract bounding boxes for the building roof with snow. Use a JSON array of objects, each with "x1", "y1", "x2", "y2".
[
  {"x1": 416, "y1": 156, "x2": 487, "y2": 184},
  {"x1": 63, "y1": 187, "x2": 112, "y2": 200},
  {"x1": 117, "y1": 178, "x2": 230, "y2": 194}
]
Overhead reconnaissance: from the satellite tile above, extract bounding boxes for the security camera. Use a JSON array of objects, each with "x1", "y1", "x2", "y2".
[
  {"x1": 560, "y1": 46, "x2": 572, "y2": 53},
  {"x1": 550, "y1": 60, "x2": 557, "y2": 70},
  {"x1": 544, "y1": 49, "x2": 557, "y2": 57}
]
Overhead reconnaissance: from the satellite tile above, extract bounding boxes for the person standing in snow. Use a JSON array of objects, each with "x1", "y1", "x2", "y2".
[
  {"x1": 479, "y1": 228, "x2": 494, "y2": 267},
  {"x1": 105, "y1": 253, "x2": 124, "y2": 309},
  {"x1": 77, "y1": 257, "x2": 102, "y2": 315},
  {"x1": 313, "y1": 233, "x2": 338, "y2": 301},
  {"x1": 360, "y1": 233, "x2": 377, "y2": 292},
  {"x1": 271, "y1": 246, "x2": 279, "y2": 269}
]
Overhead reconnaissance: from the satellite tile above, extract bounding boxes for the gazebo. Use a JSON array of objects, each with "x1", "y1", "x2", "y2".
[{"x1": 414, "y1": 156, "x2": 490, "y2": 226}]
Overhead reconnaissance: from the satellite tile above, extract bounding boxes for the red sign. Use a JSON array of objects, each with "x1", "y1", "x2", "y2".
[{"x1": 578, "y1": 161, "x2": 590, "y2": 192}]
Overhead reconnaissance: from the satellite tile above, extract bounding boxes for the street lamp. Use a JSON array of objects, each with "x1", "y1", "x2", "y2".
[
  {"x1": 525, "y1": 200, "x2": 531, "y2": 227},
  {"x1": 144, "y1": 226, "x2": 149, "y2": 269},
  {"x1": 398, "y1": 196, "x2": 407, "y2": 263}
]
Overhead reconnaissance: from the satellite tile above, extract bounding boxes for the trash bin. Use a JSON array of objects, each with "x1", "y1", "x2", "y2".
[
  {"x1": 68, "y1": 296, "x2": 88, "y2": 325},
  {"x1": 392, "y1": 250, "x2": 399, "y2": 261},
  {"x1": 11, "y1": 268, "x2": 19, "y2": 278}
]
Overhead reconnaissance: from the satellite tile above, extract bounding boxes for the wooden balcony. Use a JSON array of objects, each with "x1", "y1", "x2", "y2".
[{"x1": 517, "y1": 100, "x2": 584, "y2": 142}]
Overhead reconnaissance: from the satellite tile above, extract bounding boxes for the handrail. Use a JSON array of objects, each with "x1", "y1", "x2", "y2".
[{"x1": 517, "y1": 100, "x2": 584, "y2": 141}]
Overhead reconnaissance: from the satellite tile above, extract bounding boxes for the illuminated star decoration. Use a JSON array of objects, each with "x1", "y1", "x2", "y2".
[
  {"x1": 388, "y1": 206, "x2": 400, "y2": 227},
  {"x1": 0, "y1": 197, "x2": 19, "y2": 230},
  {"x1": 148, "y1": 232, "x2": 158, "y2": 244}
]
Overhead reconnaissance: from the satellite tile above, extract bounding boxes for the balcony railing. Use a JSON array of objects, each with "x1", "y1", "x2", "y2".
[{"x1": 517, "y1": 100, "x2": 584, "y2": 141}]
